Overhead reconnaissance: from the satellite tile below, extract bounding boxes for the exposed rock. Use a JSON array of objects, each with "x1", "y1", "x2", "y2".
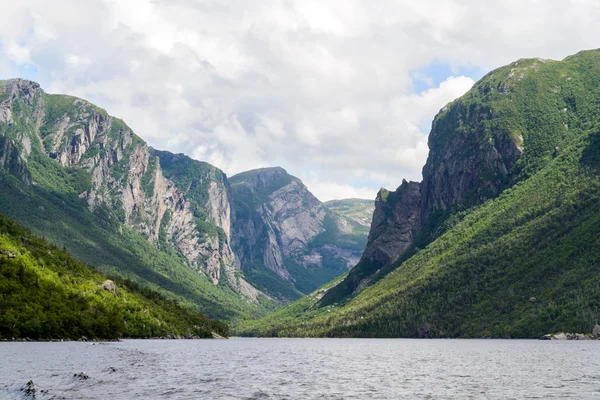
[
  {"x1": 0, "y1": 136, "x2": 31, "y2": 184},
  {"x1": 21, "y1": 380, "x2": 36, "y2": 397},
  {"x1": 211, "y1": 332, "x2": 227, "y2": 339},
  {"x1": 323, "y1": 76, "x2": 527, "y2": 304},
  {"x1": 151, "y1": 150, "x2": 260, "y2": 300},
  {"x1": 539, "y1": 332, "x2": 594, "y2": 340},
  {"x1": 420, "y1": 100, "x2": 522, "y2": 225},
  {"x1": 593, "y1": 324, "x2": 600, "y2": 339},
  {"x1": 362, "y1": 180, "x2": 421, "y2": 267},
  {"x1": 102, "y1": 280, "x2": 116, "y2": 293},
  {"x1": 73, "y1": 372, "x2": 89, "y2": 380},
  {"x1": 0, "y1": 79, "x2": 260, "y2": 302},
  {"x1": 324, "y1": 198, "x2": 375, "y2": 227},
  {"x1": 230, "y1": 167, "x2": 369, "y2": 299},
  {"x1": 0, "y1": 249, "x2": 16, "y2": 258}
]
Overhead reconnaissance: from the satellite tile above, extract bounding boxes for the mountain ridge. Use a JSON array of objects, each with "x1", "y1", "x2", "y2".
[
  {"x1": 0, "y1": 78, "x2": 267, "y2": 319},
  {"x1": 230, "y1": 166, "x2": 369, "y2": 301},
  {"x1": 0, "y1": 78, "x2": 368, "y2": 320},
  {"x1": 238, "y1": 49, "x2": 600, "y2": 338}
]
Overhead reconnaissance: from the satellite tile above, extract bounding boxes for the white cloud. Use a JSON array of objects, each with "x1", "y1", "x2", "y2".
[
  {"x1": 1, "y1": 0, "x2": 599, "y2": 200},
  {"x1": 5, "y1": 42, "x2": 31, "y2": 64}
]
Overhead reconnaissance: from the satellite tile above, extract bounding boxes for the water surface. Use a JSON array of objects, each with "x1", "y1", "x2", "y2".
[{"x1": 1, "y1": 338, "x2": 599, "y2": 399}]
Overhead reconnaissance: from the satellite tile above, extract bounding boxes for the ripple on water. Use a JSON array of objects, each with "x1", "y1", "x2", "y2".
[{"x1": 1, "y1": 339, "x2": 600, "y2": 399}]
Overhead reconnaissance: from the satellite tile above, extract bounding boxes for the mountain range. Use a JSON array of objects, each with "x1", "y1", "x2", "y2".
[
  {"x1": 239, "y1": 49, "x2": 600, "y2": 338},
  {"x1": 0, "y1": 78, "x2": 370, "y2": 326},
  {"x1": 3, "y1": 49, "x2": 600, "y2": 339}
]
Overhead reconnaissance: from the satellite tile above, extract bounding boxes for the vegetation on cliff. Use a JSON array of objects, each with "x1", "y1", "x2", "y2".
[
  {"x1": 237, "y1": 50, "x2": 600, "y2": 338},
  {"x1": 0, "y1": 214, "x2": 228, "y2": 340}
]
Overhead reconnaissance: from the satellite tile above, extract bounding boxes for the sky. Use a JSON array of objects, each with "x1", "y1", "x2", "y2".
[{"x1": 0, "y1": 1, "x2": 599, "y2": 201}]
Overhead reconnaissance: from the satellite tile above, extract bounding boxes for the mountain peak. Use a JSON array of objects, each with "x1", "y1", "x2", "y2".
[{"x1": 229, "y1": 166, "x2": 299, "y2": 192}]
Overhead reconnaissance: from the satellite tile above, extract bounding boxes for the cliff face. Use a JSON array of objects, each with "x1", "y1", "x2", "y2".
[
  {"x1": 0, "y1": 78, "x2": 258, "y2": 301},
  {"x1": 359, "y1": 94, "x2": 524, "y2": 271},
  {"x1": 362, "y1": 180, "x2": 421, "y2": 267},
  {"x1": 320, "y1": 61, "x2": 539, "y2": 305},
  {"x1": 243, "y1": 51, "x2": 600, "y2": 338},
  {"x1": 0, "y1": 78, "x2": 368, "y2": 309},
  {"x1": 420, "y1": 97, "x2": 523, "y2": 224},
  {"x1": 230, "y1": 167, "x2": 369, "y2": 300}
]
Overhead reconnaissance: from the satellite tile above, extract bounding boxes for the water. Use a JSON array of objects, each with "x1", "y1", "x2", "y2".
[{"x1": 1, "y1": 338, "x2": 599, "y2": 399}]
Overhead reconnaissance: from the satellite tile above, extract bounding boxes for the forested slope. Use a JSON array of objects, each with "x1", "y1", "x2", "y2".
[
  {"x1": 0, "y1": 214, "x2": 228, "y2": 340},
  {"x1": 238, "y1": 50, "x2": 600, "y2": 338}
]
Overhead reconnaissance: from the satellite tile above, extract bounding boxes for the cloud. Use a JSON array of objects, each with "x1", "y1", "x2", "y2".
[{"x1": 1, "y1": 0, "x2": 599, "y2": 200}]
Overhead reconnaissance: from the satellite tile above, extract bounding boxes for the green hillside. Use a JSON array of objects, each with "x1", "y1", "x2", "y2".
[
  {"x1": 0, "y1": 80, "x2": 271, "y2": 321},
  {"x1": 324, "y1": 199, "x2": 375, "y2": 227},
  {"x1": 237, "y1": 50, "x2": 600, "y2": 338},
  {"x1": 0, "y1": 214, "x2": 228, "y2": 340}
]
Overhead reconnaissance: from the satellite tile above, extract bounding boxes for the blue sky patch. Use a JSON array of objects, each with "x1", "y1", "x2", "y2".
[{"x1": 411, "y1": 61, "x2": 486, "y2": 94}]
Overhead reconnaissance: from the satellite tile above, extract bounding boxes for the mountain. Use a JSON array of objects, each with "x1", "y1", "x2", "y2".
[
  {"x1": 238, "y1": 49, "x2": 600, "y2": 338},
  {"x1": 0, "y1": 78, "x2": 367, "y2": 319},
  {"x1": 0, "y1": 213, "x2": 228, "y2": 340},
  {"x1": 229, "y1": 167, "x2": 369, "y2": 301},
  {"x1": 0, "y1": 78, "x2": 267, "y2": 320},
  {"x1": 324, "y1": 199, "x2": 375, "y2": 227}
]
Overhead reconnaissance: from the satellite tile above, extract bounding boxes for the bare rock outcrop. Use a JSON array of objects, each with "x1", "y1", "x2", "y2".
[
  {"x1": 362, "y1": 180, "x2": 421, "y2": 267},
  {"x1": 230, "y1": 167, "x2": 368, "y2": 300},
  {"x1": 102, "y1": 280, "x2": 116, "y2": 293},
  {"x1": 0, "y1": 79, "x2": 260, "y2": 302}
]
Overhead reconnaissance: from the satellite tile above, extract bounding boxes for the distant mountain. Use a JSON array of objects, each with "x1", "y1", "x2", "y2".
[
  {"x1": 239, "y1": 50, "x2": 600, "y2": 338},
  {"x1": 230, "y1": 167, "x2": 369, "y2": 301},
  {"x1": 324, "y1": 198, "x2": 374, "y2": 227},
  {"x1": 0, "y1": 214, "x2": 227, "y2": 340}
]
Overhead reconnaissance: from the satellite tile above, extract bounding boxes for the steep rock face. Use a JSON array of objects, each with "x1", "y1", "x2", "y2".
[
  {"x1": 0, "y1": 78, "x2": 259, "y2": 301},
  {"x1": 420, "y1": 99, "x2": 523, "y2": 224},
  {"x1": 321, "y1": 57, "x2": 583, "y2": 306},
  {"x1": 230, "y1": 167, "x2": 368, "y2": 300},
  {"x1": 362, "y1": 180, "x2": 421, "y2": 267},
  {"x1": 152, "y1": 150, "x2": 258, "y2": 298},
  {"x1": 0, "y1": 136, "x2": 30, "y2": 184}
]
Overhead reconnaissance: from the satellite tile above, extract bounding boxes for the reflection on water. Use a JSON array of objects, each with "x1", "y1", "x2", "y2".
[{"x1": 1, "y1": 338, "x2": 599, "y2": 399}]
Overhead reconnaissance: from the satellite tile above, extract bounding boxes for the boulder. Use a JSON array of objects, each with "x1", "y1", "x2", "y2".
[
  {"x1": 553, "y1": 332, "x2": 568, "y2": 340},
  {"x1": 539, "y1": 332, "x2": 593, "y2": 340},
  {"x1": 593, "y1": 324, "x2": 600, "y2": 339},
  {"x1": 73, "y1": 372, "x2": 89, "y2": 381},
  {"x1": 0, "y1": 249, "x2": 16, "y2": 258},
  {"x1": 102, "y1": 280, "x2": 116, "y2": 293},
  {"x1": 539, "y1": 332, "x2": 567, "y2": 340},
  {"x1": 417, "y1": 323, "x2": 433, "y2": 338},
  {"x1": 21, "y1": 380, "x2": 36, "y2": 396}
]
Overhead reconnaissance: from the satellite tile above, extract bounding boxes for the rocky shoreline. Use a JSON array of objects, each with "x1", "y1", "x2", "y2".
[{"x1": 539, "y1": 324, "x2": 600, "y2": 340}]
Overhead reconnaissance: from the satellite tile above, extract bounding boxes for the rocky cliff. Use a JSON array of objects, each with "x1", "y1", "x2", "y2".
[
  {"x1": 0, "y1": 78, "x2": 369, "y2": 313},
  {"x1": 242, "y1": 49, "x2": 600, "y2": 338},
  {"x1": 230, "y1": 167, "x2": 369, "y2": 301},
  {"x1": 0, "y1": 78, "x2": 259, "y2": 303},
  {"x1": 320, "y1": 58, "x2": 553, "y2": 305},
  {"x1": 362, "y1": 180, "x2": 421, "y2": 267}
]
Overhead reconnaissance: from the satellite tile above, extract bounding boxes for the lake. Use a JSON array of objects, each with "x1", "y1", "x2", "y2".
[{"x1": 1, "y1": 338, "x2": 599, "y2": 399}]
